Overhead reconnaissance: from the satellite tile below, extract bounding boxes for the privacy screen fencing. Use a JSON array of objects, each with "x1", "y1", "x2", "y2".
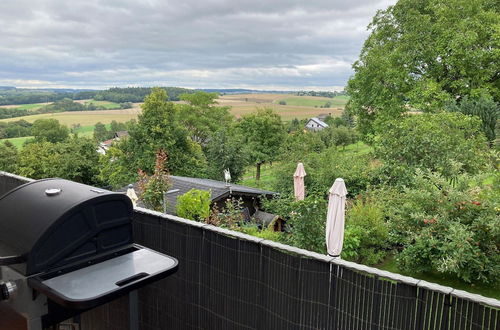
[
  {"x1": 0, "y1": 172, "x2": 498, "y2": 330},
  {"x1": 126, "y1": 209, "x2": 499, "y2": 330}
]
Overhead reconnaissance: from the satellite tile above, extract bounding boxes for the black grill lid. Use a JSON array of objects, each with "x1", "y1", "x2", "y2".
[{"x1": 0, "y1": 178, "x2": 133, "y2": 275}]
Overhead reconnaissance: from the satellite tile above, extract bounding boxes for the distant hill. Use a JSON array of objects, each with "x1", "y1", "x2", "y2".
[
  {"x1": 0, "y1": 86, "x2": 193, "y2": 105},
  {"x1": 199, "y1": 88, "x2": 295, "y2": 94},
  {"x1": 0, "y1": 86, "x2": 346, "y2": 106}
]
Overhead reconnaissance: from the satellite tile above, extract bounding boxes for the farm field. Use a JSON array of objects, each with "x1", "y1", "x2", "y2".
[
  {"x1": 0, "y1": 108, "x2": 140, "y2": 127},
  {"x1": 0, "y1": 94, "x2": 345, "y2": 125},
  {"x1": 217, "y1": 93, "x2": 346, "y2": 120},
  {"x1": 0, "y1": 99, "x2": 131, "y2": 112},
  {"x1": 0, "y1": 102, "x2": 47, "y2": 111},
  {"x1": 0, "y1": 94, "x2": 346, "y2": 148},
  {"x1": 75, "y1": 99, "x2": 123, "y2": 109},
  {"x1": 279, "y1": 95, "x2": 348, "y2": 107}
]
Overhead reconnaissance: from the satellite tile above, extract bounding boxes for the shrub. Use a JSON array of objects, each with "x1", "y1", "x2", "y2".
[
  {"x1": 238, "y1": 224, "x2": 283, "y2": 242},
  {"x1": 207, "y1": 198, "x2": 245, "y2": 229},
  {"x1": 374, "y1": 170, "x2": 500, "y2": 284},
  {"x1": 137, "y1": 150, "x2": 171, "y2": 212},
  {"x1": 341, "y1": 226, "x2": 361, "y2": 260},
  {"x1": 344, "y1": 198, "x2": 389, "y2": 265},
  {"x1": 285, "y1": 196, "x2": 327, "y2": 253},
  {"x1": 0, "y1": 141, "x2": 18, "y2": 173},
  {"x1": 320, "y1": 127, "x2": 358, "y2": 148},
  {"x1": 176, "y1": 188, "x2": 211, "y2": 221}
]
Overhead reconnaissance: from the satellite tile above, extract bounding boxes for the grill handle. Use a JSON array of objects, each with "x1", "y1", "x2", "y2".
[{"x1": 0, "y1": 254, "x2": 26, "y2": 266}]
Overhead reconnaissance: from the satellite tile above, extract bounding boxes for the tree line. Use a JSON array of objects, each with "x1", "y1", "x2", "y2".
[
  {"x1": 0, "y1": 86, "x2": 196, "y2": 106},
  {"x1": 295, "y1": 90, "x2": 346, "y2": 98}
]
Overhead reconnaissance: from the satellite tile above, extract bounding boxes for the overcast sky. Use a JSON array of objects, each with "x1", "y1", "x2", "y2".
[{"x1": 0, "y1": 0, "x2": 395, "y2": 90}]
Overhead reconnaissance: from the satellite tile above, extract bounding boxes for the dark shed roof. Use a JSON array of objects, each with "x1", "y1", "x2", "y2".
[
  {"x1": 119, "y1": 176, "x2": 276, "y2": 215},
  {"x1": 164, "y1": 176, "x2": 276, "y2": 214}
]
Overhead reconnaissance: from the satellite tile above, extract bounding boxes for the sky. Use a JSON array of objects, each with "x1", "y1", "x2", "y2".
[{"x1": 0, "y1": 0, "x2": 396, "y2": 91}]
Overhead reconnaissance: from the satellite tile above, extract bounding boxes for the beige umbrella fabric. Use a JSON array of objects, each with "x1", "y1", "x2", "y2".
[
  {"x1": 325, "y1": 178, "x2": 348, "y2": 257},
  {"x1": 293, "y1": 163, "x2": 307, "y2": 201}
]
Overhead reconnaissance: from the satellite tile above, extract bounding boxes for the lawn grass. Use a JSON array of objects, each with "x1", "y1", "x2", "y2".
[
  {"x1": 376, "y1": 254, "x2": 500, "y2": 300},
  {"x1": 239, "y1": 163, "x2": 279, "y2": 191},
  {"x1": 342, "y1": 141, "x2": 372, "y2": 155}
]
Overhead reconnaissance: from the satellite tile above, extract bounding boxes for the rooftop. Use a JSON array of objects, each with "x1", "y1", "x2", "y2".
[{"x1": 121, "y1": 175, "x2": 276, "y2": 215}]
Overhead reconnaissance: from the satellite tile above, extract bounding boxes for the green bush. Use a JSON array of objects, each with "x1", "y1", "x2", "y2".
[
  {"x1": 320, "y1": 127, "x2": 358, "y2": 148},
  {"x1": 239, "y1": 224, "x2": 283, "y2": 242},
  {"x1": 207, "y1": 198, "x2": 246, "y2": 229},
  {"x1": 344, "y1": 198, "x2": 389, "y2": 265},
  {"x1": 262, "y1": 194, "x2": 327, "y2": 253},
  {"x1": 374, "y1": 171, "x2": 500, "y2": 284},
  {"x1": 284, "y1": 196, "x2": 327, "y2": 253},
  {"x1": 341, "y1": 226, "x2": 361, "y2": 260},
  {"x1": 176, "y1": 189, "x2": 211, "y2": 221}
]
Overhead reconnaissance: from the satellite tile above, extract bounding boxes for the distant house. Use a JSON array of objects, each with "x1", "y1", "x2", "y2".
[
  {"x1": 120, "y1": 175, "x2": 277, "y2": 219},
  {"x1": 97, "y1": 138, "x2": 114, "y2": 155},
  {"x1": 114, "y1": 131, "x2": 129, "y2": 139},
  {"x1": 97, "y1": 131, "x2": 129, "y2": 155},
  {"x1": 305, "y1": 117, "x2": 329, "y2": 131}
]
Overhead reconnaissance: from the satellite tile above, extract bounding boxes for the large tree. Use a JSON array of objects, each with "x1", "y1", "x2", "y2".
[
  {"x1": 205, "y1": 127, "x2": 248, "y2": 182},
  {"x1": 178, "y1": 92, "x2": 233, "y2": 146},
  {"x1": 238, "y1": 108, "x2": 286, "y2": 181},
  {"x1": 347, "y1": 0, "x2": 500, "y2": 136},
  {"x1": 104, "y1": 88, "x2": 207, "y2": 187},
  {"x1": 32, "y1": 118, "x2": 69, "y2": 143},
  {"x1": 374, "y1": 112, "x2": 490, "y2": 178},
  {"x1": 17, "y1": 137, "x2": 100, "y2": 184}
]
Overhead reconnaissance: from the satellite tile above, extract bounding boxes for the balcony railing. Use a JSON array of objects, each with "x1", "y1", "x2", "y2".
[{"x1": 1, "y1": 171, "x2": 499, "y2": 330}]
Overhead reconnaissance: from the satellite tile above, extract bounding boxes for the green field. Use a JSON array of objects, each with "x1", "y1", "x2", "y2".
[
  {"x1": 73, "y1": 123, "x2": 112, "y2": 137},
  {"x1": 0, "y1": 103, "x2": 46, "y2": 111},
  {"x1": 0, "y1": 124, "x2": 113, "y2": 149},
  {"x1": 14, "y1": 103, "x2": 46, "y2": 111},
  {"x1": 83, "y1": 100, "x2": 122, "y2": 109},
  {"x1": 0, "y1": 109, "x2": 139, "y2": 127},
  {"x1": 277, "y1": 95, "x2": 349, "y2": 108},
  {"x1": 2, "y1": 136, "x2": 32, "y2": 148}
]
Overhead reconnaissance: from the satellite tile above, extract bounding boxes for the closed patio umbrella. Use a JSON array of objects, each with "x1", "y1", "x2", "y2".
[
  {"x1": 126, "y1": 184, "x2": 139, "y2": 207},
  {"x1": 293, "y1": 163, "x2": 307, "y2": 201},
  {"x1": 325, "y1": 178, "x2": 347, "y2": 257}
]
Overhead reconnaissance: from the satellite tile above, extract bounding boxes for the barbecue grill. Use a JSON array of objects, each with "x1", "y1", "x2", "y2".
[{"x1": 0, "y1": 178, "x2": 178, "y2": 330}]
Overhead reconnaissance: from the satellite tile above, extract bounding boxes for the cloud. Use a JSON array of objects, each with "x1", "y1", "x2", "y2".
[{"x1": 0, "y1": 0, "x2": 396, "y2": 89}]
